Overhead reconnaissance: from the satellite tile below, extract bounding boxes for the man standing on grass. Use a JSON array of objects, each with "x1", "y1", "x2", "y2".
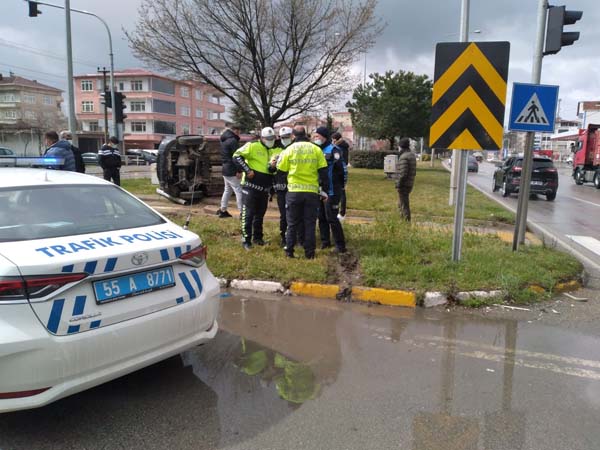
[
  {"x1": 395, "y1": 137, "x2": 417, "y2": 221},
  {"x1": 277, "y1": 126, "x2": 329, "y2": 259},
  {"x1": 217, "y1": 124, "x2": 243, "y2": 218}
]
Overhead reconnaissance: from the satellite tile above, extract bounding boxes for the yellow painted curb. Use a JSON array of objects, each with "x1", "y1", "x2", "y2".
[
  {"x1": 554, "y1": 280, "x2": 582, "y2": 293},
  {"x1": 352, "y1": 286, "x2": 416, "y2": 308},
  {"x1": 290, "y1": 282, "x2": 340, "y2": 299}
]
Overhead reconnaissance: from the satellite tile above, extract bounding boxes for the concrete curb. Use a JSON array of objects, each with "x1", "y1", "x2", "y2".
[{"x1": 218, "y1": 277, "x2": 583, "y2": 309}]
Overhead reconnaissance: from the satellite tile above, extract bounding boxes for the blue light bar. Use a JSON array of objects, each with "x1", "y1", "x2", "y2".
[{"x1": 0, "y1": 157, "x2": 66, "y2": 167}]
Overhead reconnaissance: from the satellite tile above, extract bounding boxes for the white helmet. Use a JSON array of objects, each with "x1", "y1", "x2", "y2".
[
  {"x1": 278, "y1": 126, "x2": 293, "y2": 138},
  {"x1": 261, "y1": 127, "x2": 276, "y2": 139}
]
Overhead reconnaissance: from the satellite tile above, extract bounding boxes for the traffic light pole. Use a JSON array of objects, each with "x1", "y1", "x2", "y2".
[
  {"x1": 98, "y1": 67, "x2": 109, "y2": 143},
  {"x1": 64, "y1": 0, "x2": 77, "y2": 146},
  {"x1": 26, "y1": 1, "x2": 117, "y2": 141},
  {"x1": 512, "y1": 0, "x2": 548, "y2": 251}
]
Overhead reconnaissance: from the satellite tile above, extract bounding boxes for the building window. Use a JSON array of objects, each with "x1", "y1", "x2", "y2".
[
  {"x1": 195, "y1": 89, "x2": 202, "y2": 100},
  {"x1": 182, "y1": 124, "x2": 190, "y2": 134},
  {"x1": 210, "y1": 95, "x2": 220, "y2": 104},
  {"x1": 152, "y1": 99, "x2": 176, "y2": 115},
  {"x1": 3, "y1": 110, "x2": 17, "y2": 119},
  {"x1": 181, "y1": 86, "x2": 190, "y2": 97},
  {"x1": 0, "y1": 94, "x2": 18, "y2": 103},
  {"x1": 131, "y1": 121, "x2": 147, "y2": 133},
  {"x1": 24, "y1": 111, "x2": 36, "y2": 120},
  {"x1": 181, "y1": 105, "x2": 190, "y2": 116},
  {"x1": 43, "y1": 95, "x2": 53, "y2": 105},
  {"x1": 154, "y1": 120, "x2": 176, "y2": 134},
  {"x1": 131, "y1": 80, "x2": 144, "y2": 91},
  {"x1": 119, "y1": 82, "x2": 125, "y2": 91},
  {"x1": 209, "y1": 111, "x2": 221, "y2": 120},
  {"x1": 81, "y1": 101, "x2": 94, "y2": 112},
  {"x1": 24, "y1": 94, "x2": 36, "y2": 104},
  {"x1": 195, "y1": 108, "x2": 203, "y2": 118},
  {"x1": 81, "y1": 80, "x2": 93, "y2": 91},
  {"x1": 196, "y1": 126, "x2": 204, "y2": 135},
  {"x1": 151, "y1": 77, "x2": 175, "y2": 95},
  {"x1": 89, "y1": 121, "x2": 100, "y2": 131},
  {"x1": 130, "y1": 101, "x2": 146, "y2": 112}
]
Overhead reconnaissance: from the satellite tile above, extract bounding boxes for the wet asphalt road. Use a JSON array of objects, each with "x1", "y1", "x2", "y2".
[
  {"x1": 467, "y1": 162, "x2": 600, "y2": 280},
  {"x1": 2, "y1": 293, "x2": 600, "y2": 450}
]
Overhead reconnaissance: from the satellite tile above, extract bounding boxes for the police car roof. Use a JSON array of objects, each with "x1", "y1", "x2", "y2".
[{"x1": 0, "y1": 168, "x2": 111, "y2": 188}]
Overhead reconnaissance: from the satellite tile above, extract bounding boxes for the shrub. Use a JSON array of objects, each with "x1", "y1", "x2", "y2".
[
  {"x1": 421, "y1": 154, "x2": 431, "y2": 161},
  {"x1": 350, "y1": 150, "x2": 400, "y2": 169}
]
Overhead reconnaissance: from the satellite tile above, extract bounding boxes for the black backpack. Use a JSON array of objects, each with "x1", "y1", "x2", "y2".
[{"x1": 71, "y1": 145, "x2": 86, "y2": 173}]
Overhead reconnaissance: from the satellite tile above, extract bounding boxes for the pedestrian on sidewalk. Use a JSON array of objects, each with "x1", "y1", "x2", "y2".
[
  {"x1": 396, "y1": 138, "x2": 417, "y2": 221},
  {"x1": 277, "y1": 126, "x2": 329, "y2": 259},
  {"x1": 43, "y1": 130, "x2": 76, "y2": 171},
  {"x1": 233, "y1": 127, "x2": 276, "y2": 250},
  {"x1": 218, "y1": 124, "x2": 243, "y2": 218},
  {"x1": 99, "y1": 136, "x2": 122, "y2": 185},
  {"x1": 314, "y1": 127, "x2": 347, "y2": 253},
  {"x1": 331, "y1": 131, "x2": 349, "y2": 220}
]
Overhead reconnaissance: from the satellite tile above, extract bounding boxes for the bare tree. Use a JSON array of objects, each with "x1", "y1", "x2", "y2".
[{"x1": 126, "y1": 0, "x2": 382, "y2": 126}]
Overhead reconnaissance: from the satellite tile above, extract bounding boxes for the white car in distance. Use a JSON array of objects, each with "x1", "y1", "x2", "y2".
[{"x1": 0, "y1": 168, "x2": 220, "y2": 413}]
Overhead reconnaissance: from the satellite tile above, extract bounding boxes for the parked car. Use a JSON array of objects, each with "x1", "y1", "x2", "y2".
[
  {"x1": 81, "y1": 152, "x2": 98, "y2": 165},
  {"x1": 141, "y1": 149, "x2": 158, "y2": 165},
  {"x1": 0, "y1": 147, "x2": 16, "y2": 157},
  {"x1": 467, "y1": 155, "x2": 479, "y2": 172},
  {"x1": 492, "y1": 156, "x2": 558, "y2": 201},
  {"x1": 0, "y1": 168, "x2": 219, "y2": 412},
  {"x1": 473, "y1": 152, "x2": 484, "y2": 162}
]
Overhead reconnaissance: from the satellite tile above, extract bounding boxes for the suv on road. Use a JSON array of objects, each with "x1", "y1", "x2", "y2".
[{"x1": 492, "y1": 156, "x2": 558, "y2": 201}]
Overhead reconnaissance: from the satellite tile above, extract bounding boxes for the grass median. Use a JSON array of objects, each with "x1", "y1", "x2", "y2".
[{"x1": 122, "y1": 164, "x2": 582, "y2": 304}]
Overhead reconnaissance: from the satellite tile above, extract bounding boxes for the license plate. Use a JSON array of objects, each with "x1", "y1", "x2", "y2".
[
  {"x1": 531, "y1": 180, "x2": 543, "y2": 185},
  {"x1": 94, "y1": 267, "x2": 175, "y2": 304}
]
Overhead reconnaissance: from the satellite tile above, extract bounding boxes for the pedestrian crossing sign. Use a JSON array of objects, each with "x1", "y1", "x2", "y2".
[{"x1": 509, "y1": 83, "x2": 559, "y2": 132}]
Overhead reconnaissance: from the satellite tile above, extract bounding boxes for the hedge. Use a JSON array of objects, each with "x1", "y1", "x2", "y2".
[{"x1": 349, "y1": 150, "x2": 400, "y2": 169}]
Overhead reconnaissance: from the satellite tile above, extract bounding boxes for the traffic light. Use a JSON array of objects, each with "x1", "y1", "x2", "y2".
[
  {"x1": 544, "y1": 5, "x2": 583, "y2": 55},
  {"x1": 100, "y1": 90, "x2": 112, "y2": 108},
  {"x1": 114, "y1": 92, "x2": 127, "y2": 123},
  {"x1": 28, "y1": 1, "x2": 41, "y2": 17}
]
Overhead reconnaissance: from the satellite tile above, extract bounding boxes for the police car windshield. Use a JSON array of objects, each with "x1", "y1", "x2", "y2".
[{"x1": 0, "y1": 184, "x2": 165, "y2": 242}]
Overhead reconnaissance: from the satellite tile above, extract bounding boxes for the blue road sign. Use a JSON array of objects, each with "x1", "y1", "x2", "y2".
[{"x1": 509, "y1": 83, "x2": 559, "y2": 132}]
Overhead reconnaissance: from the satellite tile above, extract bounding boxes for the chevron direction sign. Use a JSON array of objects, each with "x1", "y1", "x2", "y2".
[{"x1": 430, "y1": 42, "x2": 510, "y2": 150}]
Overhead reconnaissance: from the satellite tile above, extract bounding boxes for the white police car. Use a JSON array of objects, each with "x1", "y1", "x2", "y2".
[{"x1": 0, "y1": 168, "x2": 220, "y2": 413}]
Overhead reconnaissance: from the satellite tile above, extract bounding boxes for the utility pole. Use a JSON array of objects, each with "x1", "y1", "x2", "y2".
[
  {"x1": 64, "y1": 0, "x2": 77, "y2": 146},
  {"x1": 512, "y1": 0, "x2": 548, "y2": 250},
  {"x1": 98, "y1": 67, "x2": 109, "y2": 143},
  {"x1": 450, "y1": 0, "x2": 470, "y2": 261}
]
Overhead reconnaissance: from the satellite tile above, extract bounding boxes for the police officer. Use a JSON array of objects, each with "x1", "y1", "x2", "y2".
[
  {"x1": 233, "y1": 127, "x2": 275, "y2": 250},
  {"x1": 277, "y1": 126, "x2": 329, "y2": 259},
  {"x1": 269, "y1": 126, "x2": 293, "y2": 247},
  {"x1": 99, "y1": 136, "x2": 122, "y2": 185},
  {"x1": 313, "y1": 127, "x2": 347, "y2": 253}
]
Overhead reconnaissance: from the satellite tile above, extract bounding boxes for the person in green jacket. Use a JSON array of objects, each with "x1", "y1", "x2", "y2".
[
  {"x1": 233, "y1": 127, "x2": 276, "y2": 250},
  {"x1": 276, "y1": 126, "x2": 329, "y2": 259}
]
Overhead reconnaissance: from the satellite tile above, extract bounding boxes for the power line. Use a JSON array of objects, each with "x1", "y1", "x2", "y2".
[
  {"x1": 0, "y1": 39, "x2": 101, "y2": 69},
  {"x1": 0, "y1": 63, "x2": 64, "y2": 79}
]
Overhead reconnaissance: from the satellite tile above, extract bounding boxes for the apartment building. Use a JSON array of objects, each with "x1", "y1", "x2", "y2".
[
  {"x1": 0, "y1": 73, "x2": 66, "y2": 154},
  {"x1": 74, "y1": 69, "x2": 226, "y2": 151}
]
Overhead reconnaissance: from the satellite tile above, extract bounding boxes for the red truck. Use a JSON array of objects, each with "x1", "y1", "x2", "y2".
[{"x1": 573, "y1": 124, "x2": 600, "y2": 188}]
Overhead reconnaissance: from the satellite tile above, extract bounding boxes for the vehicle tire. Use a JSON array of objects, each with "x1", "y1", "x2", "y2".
[
  {"x1": 546, "y1": 191, "x2": 556, "y2": 201},
  {"x1": 492, "y1": 177, "x2": 499, "y2": 192},
  {"x1": 575, "y1": 169, "x2": 585, "y2": 185},
  {"x1": 502, "y1": 180, "x2": 510, "y2": 197},
  {"x1": 594, "y1": 171, "x2": 600, "y2": 189}
]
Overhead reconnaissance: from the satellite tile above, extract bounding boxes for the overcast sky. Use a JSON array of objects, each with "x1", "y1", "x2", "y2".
[{"x1": 1, "y1": 0, "x2": 598, "y2": 123}]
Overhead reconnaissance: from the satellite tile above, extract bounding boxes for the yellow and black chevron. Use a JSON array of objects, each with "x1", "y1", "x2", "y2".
[{"x1": 430, "y1": 42, "x2": 510, "y2": 150}]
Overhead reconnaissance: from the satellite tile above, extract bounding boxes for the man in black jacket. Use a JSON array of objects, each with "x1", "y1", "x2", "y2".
[
  {"x1": 332, "y1": 131, "x2": 349, "y2": 219},
  {"x1": 218, "y1": 124, "x2": 242, "y2": 218},
  {"x1": 396, "y1": 138, "x2": 417, "y2": 221},
  {"x1": 99, "y1": 136, "x2": 122, "y2": 185}
]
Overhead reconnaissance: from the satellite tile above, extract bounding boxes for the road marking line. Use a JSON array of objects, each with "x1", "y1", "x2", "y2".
[
  {"x1": 566, "y1": 235, "x2": 600, "y2": 258},
  {"x1": 418, "y1": 335, "x2": 600, "y2": 370},
  {"x1": 564, "y1": 195, "x2": 600, "y2": 209}
]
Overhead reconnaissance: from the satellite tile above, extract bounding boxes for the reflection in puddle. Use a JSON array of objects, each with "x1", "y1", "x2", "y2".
[{"x1": 235, "y1": 338, "x2": 320, "y2": 404}]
